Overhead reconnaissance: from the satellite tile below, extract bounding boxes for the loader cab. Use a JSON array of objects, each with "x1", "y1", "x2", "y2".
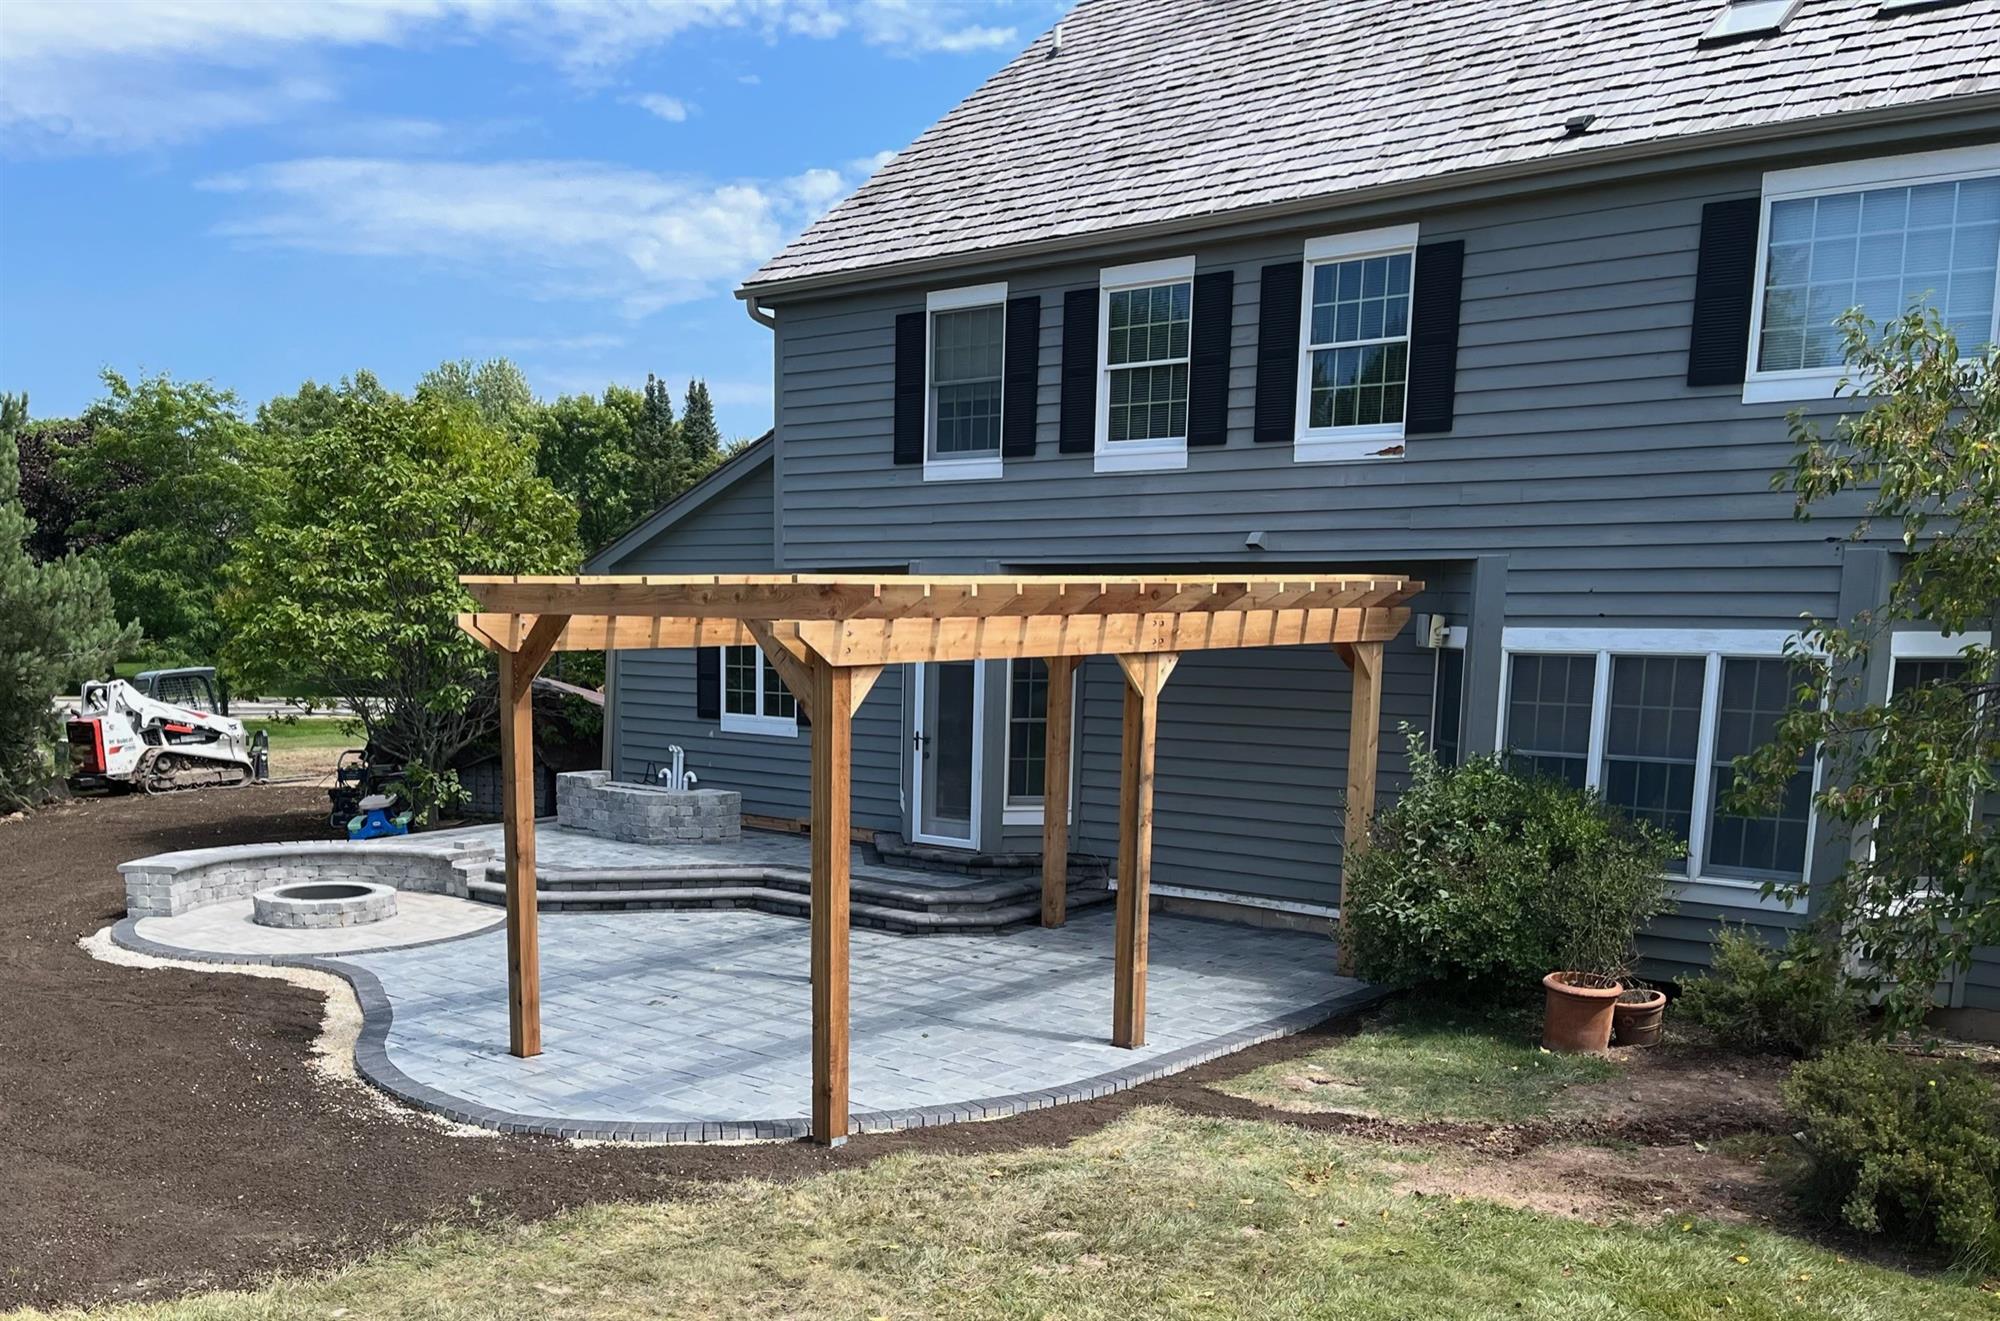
[{"x1": 132, "y1": 667, "x2": 227, "y2": 716}]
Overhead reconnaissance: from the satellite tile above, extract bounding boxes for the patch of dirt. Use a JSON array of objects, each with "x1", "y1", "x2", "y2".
[
  {"x1": 1387, "y1": 1140, "x2": 1790, "y2": 1228},
  {"x1": 1554, "y1": 1045, "x2": 1791, "y2": 1143}
]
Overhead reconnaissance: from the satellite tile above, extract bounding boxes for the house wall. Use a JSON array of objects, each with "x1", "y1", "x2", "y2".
[
  {"x1": 602, "y1": 118, "x2": 1991, "y2": 985},
  {"x1": 750, "y1": 124, "x2": 1994, "y2": 969}
]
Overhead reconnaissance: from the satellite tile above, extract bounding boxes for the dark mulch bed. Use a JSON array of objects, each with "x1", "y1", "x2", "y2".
[{"x1": 0, "y1": 787, "x2": 1380, "y2": 1311}]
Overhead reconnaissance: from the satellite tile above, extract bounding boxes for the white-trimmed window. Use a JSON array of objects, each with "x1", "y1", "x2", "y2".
[
  {"x1": 719, "y1": 645, "x2": 797, "y2": 737},
  {"x1": 1745, "y1": 143, "x2": 2000, "y2": 404},
  {"x1": 924, "y1": 282, "x2": 1007, "y2": 482},
  {"x1": 1000, "y1": 658, "x2": 1077, "y2": 826},
  {"x1": 1095, "y1": 256, "x2": 1195, "y2": 473},
  {"x1": 1499, "y1": 629, "x2": 1821, "y2": 900},
  {"x1": 1295, "y1": 224, "x2": 1419, "y2": 462}
]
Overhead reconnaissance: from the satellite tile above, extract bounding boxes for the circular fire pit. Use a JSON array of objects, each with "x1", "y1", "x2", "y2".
[{"x1": 252, "y1": 880, "x2": 398, "y2": 929}]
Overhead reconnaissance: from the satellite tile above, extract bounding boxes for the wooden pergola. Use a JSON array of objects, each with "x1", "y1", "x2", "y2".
[{"x1": 458, "y1": 572, "x2": 1418, "y2": 1144}]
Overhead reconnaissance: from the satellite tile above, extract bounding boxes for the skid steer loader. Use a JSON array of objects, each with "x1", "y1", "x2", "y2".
[{"x1": 65, "y1": 668, "x2": 263, "y2": 794}]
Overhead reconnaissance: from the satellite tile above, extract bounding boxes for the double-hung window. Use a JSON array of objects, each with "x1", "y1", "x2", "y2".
[
  {"x1": 1500, "y1": 630, "x2": 1821, "y2": 899},
  {"x1": 925, "y1": 283, "x2": 1008, "y2": 481},
  {"x1": 1001, "y1": 658, "x2": 1076, "y2": 825},
  {"x1": 1295, "y1": 224, "x2": 1418, "y2": 462},
  {"x1": 1095, "y1": 256, "x2": 1195, "y2": 473},
  {"x1": 719, "y1": 645, "x2": 797, "y2": 737},
  {"x1": 1746, "y1": 144, "x2": 2000, "y2": 403}
]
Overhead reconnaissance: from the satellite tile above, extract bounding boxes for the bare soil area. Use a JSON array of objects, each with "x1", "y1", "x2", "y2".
[{"x1": 0, "y1": 788, "x2": 1815, "y2": 1312}]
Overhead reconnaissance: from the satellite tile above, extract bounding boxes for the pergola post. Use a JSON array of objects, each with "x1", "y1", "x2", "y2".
[
  {"x1": 1112, "y1": 653, "x2": 1175, "y2": 1048},
  {"x1": 499, "y1": 614, "x2": 568, "y2": 1058},
  {"x1": 1337, "y1": 640, "x2": 1385, "y2": 976},
  {"x1": 1040, "y1": 656, "x2": 1078, "y2": 927},
  {"x1": 807, "y1": 657, "x2": 856, "y2": 1145}
]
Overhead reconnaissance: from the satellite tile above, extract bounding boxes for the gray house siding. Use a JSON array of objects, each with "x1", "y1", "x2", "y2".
[
  {"x1": 603, "y1": 459, "x2": 904, "y2": 833},
  {"x1": 746, "y1": 131, "x2": 1962, "y2": 960},
  {"x1": 594, "y1": 120, "x2": 1992, "y2": 986}
]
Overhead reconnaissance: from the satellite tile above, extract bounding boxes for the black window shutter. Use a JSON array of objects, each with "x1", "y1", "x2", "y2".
[
  {"x1": 1057, "y1": 287, "x2": 1098, "y2": 453},
  {"x1": 1687, "y1": 197, "x2": 1760, "y2": 387},
  {"x1": 1253, "y1": 262, "x2": 1302, "y2": 443},
  {"x1": 1001, "y1": 295, "x2": 1041, "y2": 457},
  {"x1": 1188, "y1": 269, "x2": 1234, "y2": 447},
  {"x1": 1406, "y1": 239, "x2": 1465, "y2": 436},
  {"x1": 695, "y1": 646, "x2": 721, "y2": 720},
  {"x1": 893, "y1": 310, "x2": 926, "y2": 464}
]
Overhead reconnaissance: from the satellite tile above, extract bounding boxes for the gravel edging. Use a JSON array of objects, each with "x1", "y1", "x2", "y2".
[{"x1": 109, "y1": 915, "x2": 1387, "y2": 1144}]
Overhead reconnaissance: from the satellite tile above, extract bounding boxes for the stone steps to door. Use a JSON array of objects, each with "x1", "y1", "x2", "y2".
[{"x1": 465, "y1": 865, "x2": 1114, "y2": 935}]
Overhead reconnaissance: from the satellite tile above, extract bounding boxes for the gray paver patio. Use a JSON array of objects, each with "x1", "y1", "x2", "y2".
[{"x1": 342, "y1": 906, "x2": 1359, "y2": 1128}]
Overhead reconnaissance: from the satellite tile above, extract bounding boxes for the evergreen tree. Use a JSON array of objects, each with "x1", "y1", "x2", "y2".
[
  {"x1": 0, "y1": 408, "x2": 133, "y2": 811},
  {"x1": 632, "y1": 372, "x2": 684, "y2": 511},
  {"x1": 681, "y1": 378, "x2": 721, "y2": 467}
]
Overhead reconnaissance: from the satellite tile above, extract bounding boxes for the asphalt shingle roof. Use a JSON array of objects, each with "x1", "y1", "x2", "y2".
[{"x1": 747, "y1": 0, "x2": 2000, "y2": 292}]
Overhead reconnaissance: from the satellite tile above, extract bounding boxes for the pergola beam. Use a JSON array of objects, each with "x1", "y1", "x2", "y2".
[
  {"x1": 1336, "y1": 640, "x2": 1385, "y2": 977},
  {"x1": 1112, "y1": 653, "x2": 1176, "y2": 1048}
]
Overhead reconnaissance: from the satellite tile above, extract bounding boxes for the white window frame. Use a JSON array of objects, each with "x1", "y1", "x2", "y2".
[
  {"x1": 923, "y1": 282, "x2": 1009, "y2": 482},
  {"x1": 1497, "y1": 627, "x2": 1823, "y2": 910},
  {"x1": 1294, "y1": 223, "x2": 1420, "y2": 463},
  {"x1": 718, "y1": 645, "x2": 798, "y2": 738},
  {"x1": 1743, "y1": 143, "x2": 2000, "y2": 404},
  {"x1": 1000, "y1": 658, "x2": 1080, "y2": 827},
  {"x1": 1094, "y1": 255, "x2": 1197, "y2": 474}
]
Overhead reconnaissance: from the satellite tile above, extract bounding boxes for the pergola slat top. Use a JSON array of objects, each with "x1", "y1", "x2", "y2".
[{"x1": 459, "y1": 572, "x2": 1421, "y2": 627}]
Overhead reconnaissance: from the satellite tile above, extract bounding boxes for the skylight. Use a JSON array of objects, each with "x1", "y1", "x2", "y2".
[{"x1": 1702, "y1": 0, "x2": 1803, "y2": 43}]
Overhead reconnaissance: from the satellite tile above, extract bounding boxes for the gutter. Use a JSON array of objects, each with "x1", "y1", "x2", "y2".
[{"x1": 738, "y1": 94, "x2": 2000, "y2": 303}]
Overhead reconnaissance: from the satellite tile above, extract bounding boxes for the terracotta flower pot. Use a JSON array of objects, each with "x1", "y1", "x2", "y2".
[
  {"x1": 1541, "y1": 971, "x2": 1622, "y2": 1053},
  {"x1": 1612, "y1": 987, "x2": 1667, "y2": 1047}
]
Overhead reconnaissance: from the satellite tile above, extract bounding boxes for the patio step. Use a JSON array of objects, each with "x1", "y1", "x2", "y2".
[{"x1": 463, "y1": 869, "x2": 1113, "y2": 935}]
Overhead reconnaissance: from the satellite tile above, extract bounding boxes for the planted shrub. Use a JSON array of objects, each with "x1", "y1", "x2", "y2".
[
  {"x1": 1783, "y1": 1043, "x2": 2000, "y2": 1269},
  {"x1": 1676, "y1": 925, "x2": 1865, "y2": 1058},
  {"x1": 1343, "y1": 737, "x2": 1679, "y2": 990}
]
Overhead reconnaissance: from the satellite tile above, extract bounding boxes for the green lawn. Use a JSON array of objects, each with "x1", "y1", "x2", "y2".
[
  {"x1": 243, "y1": 717, "x2": 356, "y2": 750},
  {"x1": 1221, "y1": 997, "x2": 1618, "y2": 1123},
  {"x1": 20, "y1": 1107, "x2": 1987, "y2": 1321}
]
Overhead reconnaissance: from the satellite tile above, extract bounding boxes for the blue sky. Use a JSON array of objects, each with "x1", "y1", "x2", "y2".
[{"x1": 0, "y1": 1, "x2": 1065, "y2": 441}]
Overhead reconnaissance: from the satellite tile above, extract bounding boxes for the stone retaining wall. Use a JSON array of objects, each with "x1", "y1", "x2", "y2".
[
  {"x1": 121, "y1": 839, "x2": 495, "y2": 919},
  {"x1": 556, "y1": 770, "x2": 741, "y2": 845}
]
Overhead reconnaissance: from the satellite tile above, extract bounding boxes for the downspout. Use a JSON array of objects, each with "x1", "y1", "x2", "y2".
[{"x1": 744, "y1": 293, "x2": 777, "y2": 329}]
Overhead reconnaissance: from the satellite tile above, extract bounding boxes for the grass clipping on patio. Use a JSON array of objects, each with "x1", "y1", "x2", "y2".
[
  {"x1": 33, "y1": 1108, "x2": 1992, "y2": 1321},
  {"x1": 1220, "y1": 999, "x2": 1617, "y2": 1123}
]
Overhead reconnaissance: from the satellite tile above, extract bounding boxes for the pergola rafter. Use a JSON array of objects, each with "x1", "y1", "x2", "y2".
[{"x1": 457, "y1": 571, "x2": 1419, "y2": 1144}]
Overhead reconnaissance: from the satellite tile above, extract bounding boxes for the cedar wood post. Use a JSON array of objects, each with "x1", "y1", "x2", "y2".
[
  {"x1": 1040, "y1": 656, "x2": 1078, "y2": 927},
  {"x1": 1112, "y1": 653, "x2": 1175, "y2": 1047},
  {"x1": 500, "y1": 614, "x2": 569, "y2": 1058},
  {"x1": 808, "y1": 658, "x2": 856, "y2": 1145},
  {"x1": 1337, "y1": 640, "x2": 1385, "y2": 976}
]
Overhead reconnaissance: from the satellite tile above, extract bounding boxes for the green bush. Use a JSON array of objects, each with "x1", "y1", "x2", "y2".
[
  {"x1": 1676, "y1": 925, "x2": 1865, "y2": 1058},
  {"x1": 1343, "y1": 737, "x2": 1679, "y2": 990},
  {"x1": 1783, "y1": 1043, "x2": 2000, "y2": 1269}
]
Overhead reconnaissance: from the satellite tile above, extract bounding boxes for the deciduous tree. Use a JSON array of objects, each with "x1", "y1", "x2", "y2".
[
  {"x1": 1740, "y1": 308, "x2": 2000, "y2": 1031},
  {"x1": 222, "y1": 377, "x2": 579, "y2": 811}
]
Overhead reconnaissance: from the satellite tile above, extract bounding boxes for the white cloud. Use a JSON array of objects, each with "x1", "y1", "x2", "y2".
[
  {"x1": 0, "y1": 0, "x2": 1039, "y2": 151},
  {"x1": 630, "y1": 93, "x2": 691, "y2": 123},
  {"x1": 201, "y1": 155, "x2": 868, "y2": 316}
]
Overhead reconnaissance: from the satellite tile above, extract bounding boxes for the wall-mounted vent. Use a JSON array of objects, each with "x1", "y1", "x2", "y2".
[{"x1": 1701, "y1": 0, "x2": 1803, "y2": 44}]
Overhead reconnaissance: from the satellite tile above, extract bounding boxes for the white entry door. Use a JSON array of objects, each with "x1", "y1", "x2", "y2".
[{"x1": 910, "y1": 661, "x2": 983, "y2": 848}]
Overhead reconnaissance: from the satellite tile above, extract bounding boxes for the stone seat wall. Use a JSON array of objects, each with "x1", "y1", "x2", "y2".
[{"x1": 121, "y1": 839, "x2": 495, "y2": 919}]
